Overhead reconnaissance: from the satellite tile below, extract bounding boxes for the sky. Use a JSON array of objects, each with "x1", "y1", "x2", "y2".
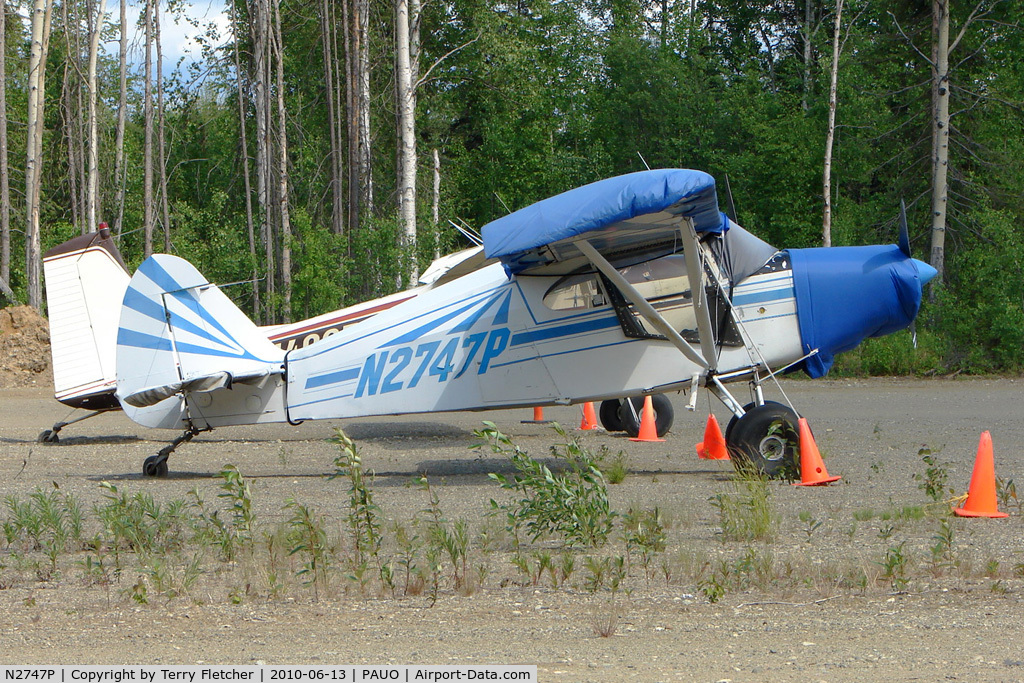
[{"x1": 106, "y1": 0, "x2": 231, "y2": 78}]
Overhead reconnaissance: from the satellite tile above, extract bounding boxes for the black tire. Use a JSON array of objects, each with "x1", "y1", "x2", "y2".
[
  {"x1": 143, "y1": 455, "x2": 169, "y2": 478},
  {"x1": 724, "y1": 400, "x2": 789, "y2": 444},
  {"x1": 619, "y1": 394, "x2": 674, "y2": 438},
  {"x1": 599, "y1": 399, "x2": 625, "y2": 432},
  {"x1": 726, "y1": 403, "x2": 800, "y2": 478},
  {"x1": 37, "y1": 429, "x2": 60, "y2": 444}
]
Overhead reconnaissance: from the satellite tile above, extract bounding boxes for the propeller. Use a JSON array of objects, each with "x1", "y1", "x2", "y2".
[
  {"x1": 898, "y1": 198, "x2": 911, "y2": 258},
  {"x1": 898, "y1": 199, "x2": 918, "y2": 347}
]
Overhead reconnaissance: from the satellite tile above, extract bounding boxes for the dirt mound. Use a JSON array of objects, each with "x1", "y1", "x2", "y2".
[{"x1": 0, "y1": 305, "x2": 52, "y2": 389}]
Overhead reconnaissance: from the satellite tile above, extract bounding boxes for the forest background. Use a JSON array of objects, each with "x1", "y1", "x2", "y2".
[{"x1": 0, "y1": 0, "x2": 1022, "y2": 374}]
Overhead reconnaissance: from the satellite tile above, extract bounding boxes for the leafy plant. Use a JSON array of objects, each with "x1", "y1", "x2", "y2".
[
  {"x1": 190, "y1": 465, "x2": 256, "y2": 561},
  {"x1": 914, "y1": 447, "x2": 951, "y2": 502},
  {"x1": 622, "y1": 506, "x2": 666, "y2": 581},
  {"x1": 879, "y1": 542, "x2": 909, "y2": 592},
  {"x1": 284, "y1": 497, "x2": 330, "y2": 601},
  {"x1": 482, "y1": 422, "x2": 615, "y2": 548},
  {"x1": 710, "y1": 471, "x2": 777, "y2": 543},
  {"x1": 330, "y1": 429, "x2": 383, "y2": 589}
]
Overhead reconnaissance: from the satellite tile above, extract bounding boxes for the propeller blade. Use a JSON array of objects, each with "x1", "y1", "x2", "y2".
[{"x1": 898, "y1": 199, "x2": 911, "y2": 258}]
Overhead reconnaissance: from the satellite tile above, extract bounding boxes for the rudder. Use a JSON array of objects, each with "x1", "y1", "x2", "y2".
[{"x1": 116, "y1": 254, "x2": 286, "y2": 429}]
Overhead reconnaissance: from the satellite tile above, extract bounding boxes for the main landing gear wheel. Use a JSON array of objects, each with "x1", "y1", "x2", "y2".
[
  {"x1": 726, "y1": 402, "x2": 800, "y2": 478},
  {"x1": 599, "y1": 399, "x2": 625, "y2": 432},
  {"x1": 143, "y1": 455, "x2": 169, "y2": 478},
  {"x1": 619, "y1": 395, "x2": 674, "y2": 439}
]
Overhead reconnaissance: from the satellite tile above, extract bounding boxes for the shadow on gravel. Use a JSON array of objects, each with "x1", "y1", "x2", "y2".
[
  {"x1": 340, "y1": 421, "x2": 475, "y2": 444},
  {"x1": 0, "y1": 435, "x2": 142, "y2": 446}
]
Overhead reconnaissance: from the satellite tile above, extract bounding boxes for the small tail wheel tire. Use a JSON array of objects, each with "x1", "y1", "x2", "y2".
[
  {"x1": 619, "y1": 394, "x2": 674, "y2": 438},
  {"x1": 143, "y1": 455, "x2": 169, "y2": 478},
  {"x1": 37, "y1": 429, "x2": 60, "y2": 444},
  {"x1": 599, "y1": 399, "x2": 625, "y2": 432},
  {"x1": 726, "y1": 403, "x2": 800, "y2": 478}
]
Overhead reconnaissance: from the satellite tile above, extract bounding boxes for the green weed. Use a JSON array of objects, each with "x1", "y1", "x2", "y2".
[
  {"x1": 482, "y1": 422, "x2": 615, "y2": 548},
  {"x1": 284, "y1": 497, "x2": 330, "y2": 601},
  {"x1": 710, "y1": 471, "x2": 777, "y2": 543},
  {"x1": 914, "y1": 448, "x2": 951, "y2": 502}
]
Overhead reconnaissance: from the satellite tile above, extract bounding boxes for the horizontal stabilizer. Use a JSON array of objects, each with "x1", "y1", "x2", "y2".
[
  {"x1": 122, "y1": 368, "x2": 277, "y2": 408},
  {"x1": 116, "y1": 254, "x2": 285, "y2": 418}
]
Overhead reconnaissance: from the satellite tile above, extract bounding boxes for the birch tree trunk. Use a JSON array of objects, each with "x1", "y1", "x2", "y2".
[
  {"x1": 320, "y1": 0, "x2": 344, "y2": 236},
  {"x1": 432, "y1": 148, "x2": 440, "y2": 259},
  {"x1": 251, "y1": 0, "x2": 275, "y2": 320},
  {"x1": 25, "y1": 0, "x2": 54, "y2": 309},
  {"x1": 353, "y1": 0, "x2": 373, "y2": 234},
  {"x1": 143, "y1": 0, "x2": 155, "y2": 256},
  {"x1": 395, "y1": 0, "x2": 418, "y2": 284},
  {"x1": 273, "y1": 0, "x2": 292, "y2": 321},
  {"x1": 113, "y1": 0, "x2": 128, "y2": 236},
  {"x1": 233, "y1": 4, "x2": 261, "y2": 322},
  {"x1": 156, "y1": 0, "x2": 172, "y2": 252},
  {"x1": 929, "y1": 0, "x2": 950, "y2": 289},
  {"x1": 86, "y1": 0, "x2": 107, "y2": 232},
  {"x1": 802, "y1": 0, "x2": 813, "y2": 112},
  {"x1": 821, "y1": 0, "x2": 843, "y2": 248},
  {"x1": 0, "y1": 0, "x2": 8, "y2": 284}
]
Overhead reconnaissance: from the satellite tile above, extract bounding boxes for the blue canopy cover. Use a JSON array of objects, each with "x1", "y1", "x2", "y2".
[{"x1": 482, "y1": 170, "x2": 726, "y2": 274}]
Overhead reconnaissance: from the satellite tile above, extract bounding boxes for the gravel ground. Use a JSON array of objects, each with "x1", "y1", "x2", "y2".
[{"x1": 1, "y1": 378, "x2": 1023, "y2": 681}]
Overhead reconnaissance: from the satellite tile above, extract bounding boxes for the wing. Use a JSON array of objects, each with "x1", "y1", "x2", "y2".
[{"x1": 481, "y1": 169, "x2": 726, "y2": 276}]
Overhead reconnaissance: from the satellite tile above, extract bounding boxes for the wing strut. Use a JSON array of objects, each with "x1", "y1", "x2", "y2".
[
  {"x1": 678, "y1": 217, "x2": 720, "y2": 370},
  {"x1": 576, "y1": 239, "x2": 709, "y2": 370}
]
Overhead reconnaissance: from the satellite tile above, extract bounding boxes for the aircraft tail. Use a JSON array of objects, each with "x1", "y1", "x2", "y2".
[
  {"x1": 43, "y1": 228, "x2": 131, "y2": 408},
  {"x1": 116, "y1": 254, "x2": 285, "y2": 426}
]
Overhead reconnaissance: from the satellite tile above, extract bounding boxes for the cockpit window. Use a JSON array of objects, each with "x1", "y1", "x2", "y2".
[
  {"x1": 543, "y1": 273, "x2": 606, "y2": 311},
  {"x1": 543, "y1": 254, "x2": 691, "y2": 312}
]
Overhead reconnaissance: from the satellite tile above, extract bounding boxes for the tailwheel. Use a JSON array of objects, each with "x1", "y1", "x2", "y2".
[
  {"x1": 37, "y1": 429, "x2": 60, "y2": 444},
  {"x1": 726, "y1": 402, "x2": 800, "y2": 479},
  {"x1": 143, "y1": 455, "x2": 169, "y2": 478}
]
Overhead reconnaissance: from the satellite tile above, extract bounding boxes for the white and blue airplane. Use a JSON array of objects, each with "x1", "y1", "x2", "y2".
[{"x1": 45, "y1": 169, "x2": 936, "y2": 477}]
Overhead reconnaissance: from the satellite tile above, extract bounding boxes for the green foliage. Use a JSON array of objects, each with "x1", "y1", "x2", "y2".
[
  {"x1": 3, "y1": 488, "x2": 83, "y2": 570},
  {"x1": 284, "y1": 497, "x2": 330, "y2": 601},
  {"x1": 939, "y1": 207, "x2": 1024, "y2": 372},
  {"x1": 94, "y1": 482, "x2": 187, "y2": 559},
  {"x1": 189, "y1": 465, "x2": 255, "y2": 562},
  {"x1": 6, "y1": 0, "x2": 1024, "y2": 375},
  {"x1": 878, "y1": 541, "x2": 909, "y2": 592},
  {"x1": 709, "y1": 471, "x2": 778, "y2": 543},
  {"x1": 329, "y1": 429, "x2": 383, "y2": 587},
  {"x1": 914, "y1": 448, "x2": 952, "y2": 503},
  {"x1": 830, "y1": 329, "x2": 947, "y2": 377},
  {"x1": 481, "y1": 422, "x2": 615, "y2": 548}
]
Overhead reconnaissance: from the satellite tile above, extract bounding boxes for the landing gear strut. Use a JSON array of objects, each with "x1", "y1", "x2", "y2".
[
  {"x1": 37, "y1": 410, "x2": 113, "y2": 444},
  {"x1": 142, "y1": 425, "x2": 205, "y2": 478}
]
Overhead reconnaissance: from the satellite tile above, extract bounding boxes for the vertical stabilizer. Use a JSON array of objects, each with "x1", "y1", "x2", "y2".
[
  {"x1": 43, "y1": 228, "x2": 130, "y2": 408},
  {"x1": 116, "y1": 254, "x2": 286, "y2": 429}
]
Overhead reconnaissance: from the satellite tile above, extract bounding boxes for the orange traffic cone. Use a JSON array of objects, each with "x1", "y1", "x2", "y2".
[
  {"x1": 793, "y1": 417, "x2": 841, "y2": 486},
  {"x1": 579, "y1": 402, "x2": 599, "y2": 430},
  {"x1": 696, "y1": 414, "x2": 729, "y2": 460},
  {"x1": 954, "y1": 431, "x2": 1008, "y2": 518},
  {"x1": 522, "y1": 406, "x2": 552, "y2": 424},
  {"x1": 629, "y1": 396, "x2": 665, "y2": 442}
]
